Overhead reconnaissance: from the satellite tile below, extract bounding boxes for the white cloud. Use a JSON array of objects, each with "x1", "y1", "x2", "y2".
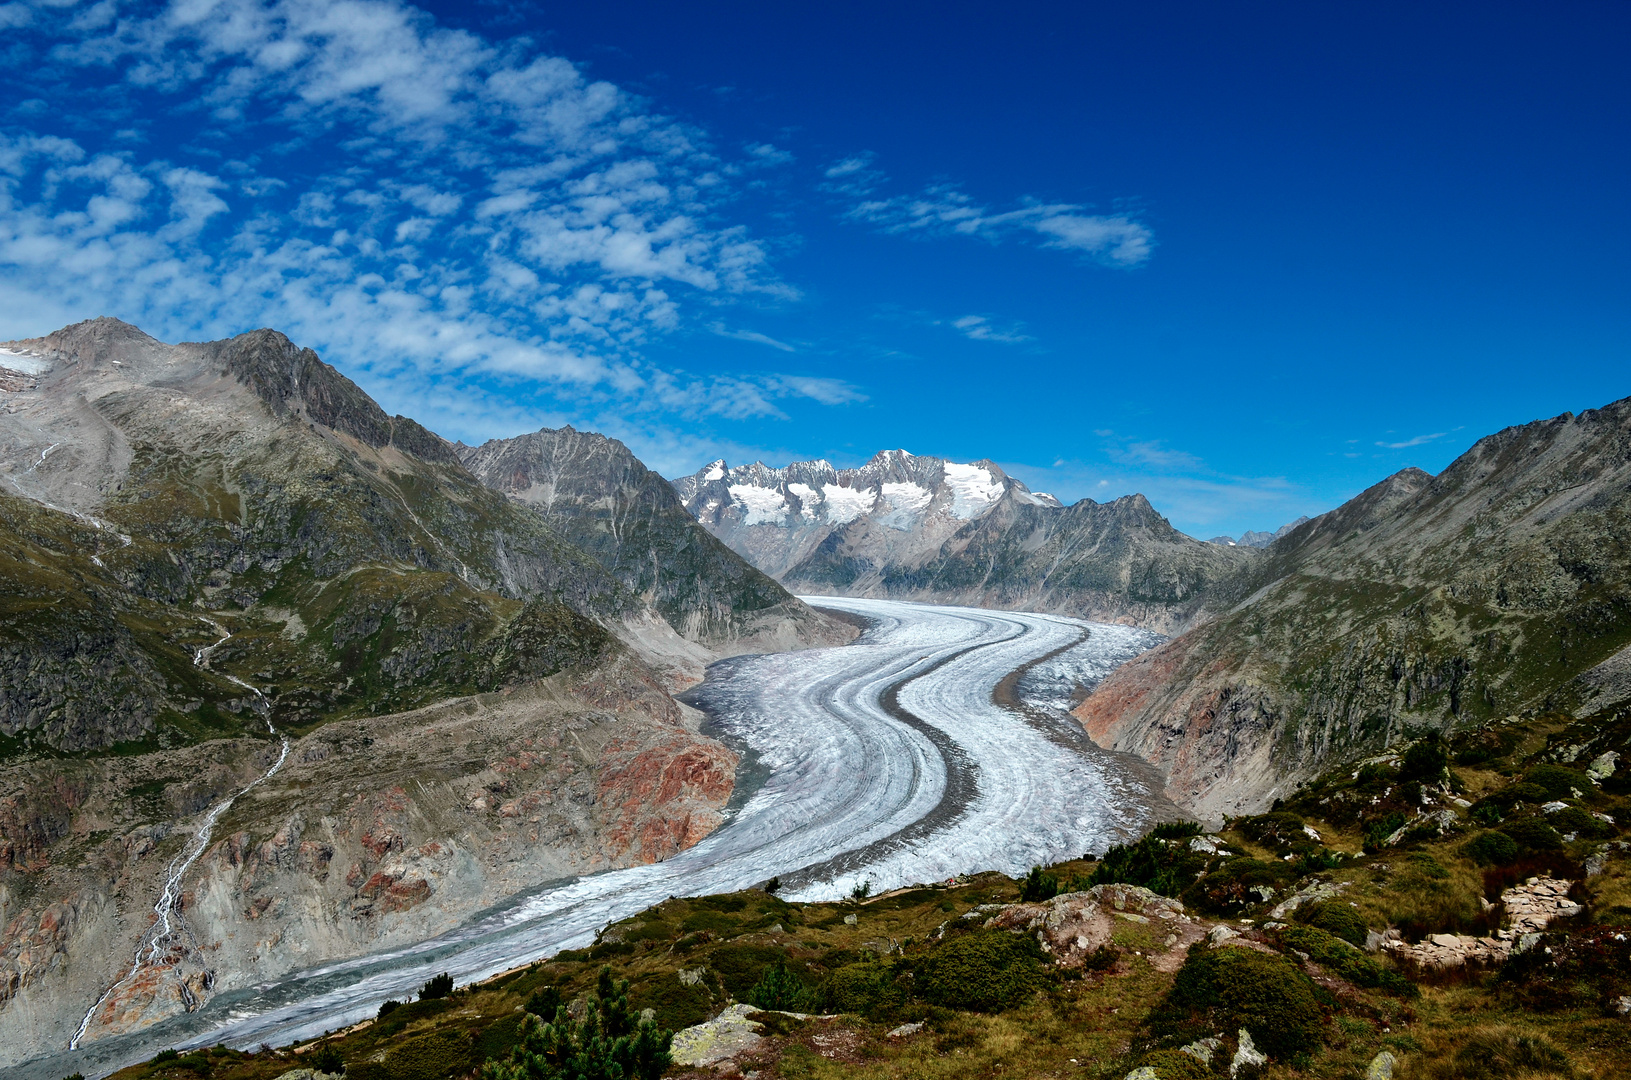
[
  {"x1": 951, "y1": 314, "x2": 1031, "y2": 344},
  {"x1": 1376, "y1": 432, "x2": 1446, "y2": 449},
  {"x1": 711, "y1": 322, "x2": 795, "y2": 352},
  {"x1": 0, "y1": 0, "x2": 830, "y2": 437},
  {"x1": 830, "y1": 162, "x2": 1154, "y2": 267}
]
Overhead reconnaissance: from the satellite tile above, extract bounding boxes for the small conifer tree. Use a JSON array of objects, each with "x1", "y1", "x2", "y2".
[{"x1": 481, "y1": 967, "x2": 672, "y2": 1080}]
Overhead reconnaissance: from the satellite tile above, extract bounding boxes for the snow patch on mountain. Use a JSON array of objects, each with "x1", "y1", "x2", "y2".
[
  {"x1": 730, "y1": 483, "x2": 789, "y2": 525},
  {"x1": 877, "y1": 481, "x2": 932, "y2": 529},
  {"x1": 942, "y1": 462, "x2": 1005, "y2": 518},
  {"x1": 822, "y1": 483, "x2": 874, "y2": 524}
]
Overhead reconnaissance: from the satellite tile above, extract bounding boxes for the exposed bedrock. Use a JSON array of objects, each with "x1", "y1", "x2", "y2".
[
  {"x1": 0, "y1": 655, "x2": 736, "y2": 1066},
  {"x1": 1075, "y1": 397, "x2": 1631, "y2": 819}
]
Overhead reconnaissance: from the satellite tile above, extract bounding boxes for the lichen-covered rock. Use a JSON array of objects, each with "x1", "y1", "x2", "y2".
[{"x1": 669, "y1": 1003, "x2": 765, "y2": 1067}]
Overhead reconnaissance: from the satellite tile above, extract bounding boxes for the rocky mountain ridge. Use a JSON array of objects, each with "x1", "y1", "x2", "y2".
[
  {"x1": 673, "y1": 450, "x2": 1253, "y2": 633},
  {"x1": 457, "y1": 426, "x2": 845, "y2": 671},
  {"x1": 1075, "y1": 396, "x2": 1631, "y2": 818}
]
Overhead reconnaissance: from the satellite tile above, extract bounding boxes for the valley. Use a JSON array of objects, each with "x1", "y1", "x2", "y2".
[{"x1": 13, "y1": 597, "x2": 1170, "y2": 1080}]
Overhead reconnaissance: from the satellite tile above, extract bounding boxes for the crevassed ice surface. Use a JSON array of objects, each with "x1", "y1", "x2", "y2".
[{"x1": 27, "y1": 598, "x2": 1158, "y2": 1080}]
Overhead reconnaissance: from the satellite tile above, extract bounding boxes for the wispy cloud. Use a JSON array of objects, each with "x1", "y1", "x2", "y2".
[
  {"x1": 1376, "y1": 432, "x2": 1447, "y2": 449},
  {"x1": 826, "y1": 158, "x2": 1153, "y2": 267},
  {"x1": 710, "y1": 322, "x2": 796, "y2": 352},
  {"x1": 950, "y1": 314, "x2": 1031, "y2": 344},
  {"x1": 0, "y1": 0, "x2": 834, "y2": 441}
]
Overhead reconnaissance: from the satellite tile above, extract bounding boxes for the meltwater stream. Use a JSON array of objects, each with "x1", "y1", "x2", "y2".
[{"x1": 24, "y1": 598, "x2": 1163, "y2": 1080}]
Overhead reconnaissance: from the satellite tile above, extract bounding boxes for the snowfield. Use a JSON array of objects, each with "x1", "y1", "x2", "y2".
[{"x1": 27, "y1": 600, "x2": 1161, "y2": 1080}]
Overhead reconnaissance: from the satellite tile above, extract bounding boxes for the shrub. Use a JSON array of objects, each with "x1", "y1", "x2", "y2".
[
  {"x1": 1298, "y1": 901, "x2": 1369, "y2": 946},
  {"x1": 850, "y1": 880, "x2": 873, "y2": 901},
  {"x1": 1149, "y1": 946, "x2": 1324, "y2": 1059},
  {"x1": 746, "y1": 962, "x2": 816, "y2": 1011},
  {"x1": 1400, "y1": 734, "x2": 1450, "y2": 782},
  {"x1": 1363, "y1": 811, "x2": 1408, "y2": 850},
  {"x1": 1464, "y1": 831, "x2": 1520, "y2": 866},
  {"x1": 765, "y1": 877, "x2": 781, "y2": 894},
  {"x1": 1500, "y1": 817, "x2": 1563, "y2": 852},
  {"x1": 1021, "y1": 865, "x2": 1060, "y2": 902},
  {"x1": 820, "y1": 961, "x2": 903, "y2": 1017},
  {"x1": 1526, "y1": 765, "x2": 1588, "y2": 800},
  {"x1": 481, "y1": 968, "x2": 671, "y2": 1080},
  {"x1": 707, "y1": 944, "x2": 788, "y2": 994},
  {"x1": 376, "y1": 999, "x2": 402, "y2": 1019},
  {"x1": 1237, "y1": 812, "x2": 1305, "y2": 850},
  {"x1": 1276, "y1": 925, "x2": 1416, "y2": 997},
  {"x1": 418, "y1": 972, "x2": 453, "y2": 1001},
  {"x1": 1150, "y1": 821, "x2": 1203, "y2": 840},
  {"x1": 679, "y1": 910, "x2": 739, "y2": 935},
  {"x1": 1498, "y1": 927, "x2": 1631, "y2": 1013},
  {"x1": 1546, "y1": 805, "x2": 1617, "y2": 839},
  {"x1": 312, "y1": 1042, "x2": 345, "y2": 1075},
  {"x1": 694, "y1": 895, "x2": 748, "y2": 912},
  {"x1": 1182, "y1": 857, "x2": 1293, "y2": 914},
  {"x1": 525, "y1": 985, "x2": 561, "y2": 1019},
  {"x1": 628, "y1": 972, "x2": 716, "y2": 1032},
  {"x1": 1090, "y1": 834, "x2": 1208, "y2": 897},
  {"x1": 915, "y1": 930, "x2": 1046, "y2": 1012}
]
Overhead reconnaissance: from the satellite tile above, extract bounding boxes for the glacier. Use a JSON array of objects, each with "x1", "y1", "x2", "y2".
[{"x1": 22, "y1": 599, "x2": 1163, "y2": 1080}]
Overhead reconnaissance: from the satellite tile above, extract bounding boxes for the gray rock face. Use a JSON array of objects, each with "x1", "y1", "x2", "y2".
[
  {"x1": 1078, "y1": 396, "x2": 1631, "y2": 817},
  {"x1": 673, "y1": 450, "x2": 1250, "y2": 632},
  {"x1": 458, "y1": 427, "x2": 845, "y2": 653}
]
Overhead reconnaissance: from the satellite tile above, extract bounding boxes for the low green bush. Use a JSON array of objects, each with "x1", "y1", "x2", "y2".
[
  {"x1": 1020, "y1": 865, "x2": 1061, "y2": 902},
  {"x1": 312, "y1": 1043, "x2": 346, "y2": 1075},
  {"x1": 1298, "y1": 901, "x2": 1369, "y2": 946},
  {"x1": 1400, "y1": 734, "x2": 1450, "y2": 782},
  {"x1": 1090, "y1": 834, "x2": 1208, "y2": 897},
  {"x1": 1149, "y1": 945, "x2": 1324, "y2": 1059},
  {"x1": 820, "y1": 960, "x2": 904, "y2": 1017},
  {"x1": 1237, "y1": 812, "x2": 1305, "y2": 850},
  {"x1": 1501, "y1": 817, "x2": 1563, "y2": 851},
  {"x1": 679, "y1": 910, "x2": 739, "y2": 935},
  {"x1": 915, "y1": 930, "x2": 1046, "y2": 1012},
  {"x1": 1525, "y1": 765, "x2": 1589, "y2": 801},
  {"x1": 1276, "y1": 925, "x2": 1416, "y2": 998},
  {"x1": 1150, "y1": 821, "x2": 1203, "y2": 840},
  {"x1": 1182, "y1": 857, "x2": 1294, "y2": 914},
  {"x1": 1464, "y1": 831, "x2": 1520, "y2": 866},
  {"x1": 707, "y1": 944, "x2": 788, "y2": 994},
  {"x1": 628, "y1": 972, "x2": 715, "y2": 1032}
]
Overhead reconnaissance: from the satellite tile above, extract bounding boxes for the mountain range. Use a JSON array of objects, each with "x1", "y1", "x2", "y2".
[
  {"x1": 6, "y1": 315, "x2": 1631, "y2": 1066},
  {"x1": 673, "y1": 452, "x2": 1254, "y2": 633},
  {"x1": 672, "y1": 407, "x2": 1631, "y2": 822}
]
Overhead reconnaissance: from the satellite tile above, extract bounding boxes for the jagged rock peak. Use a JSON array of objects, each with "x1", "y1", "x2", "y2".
[{"x1": 194, "y1": 327, "x2": 462, "y2": 466}]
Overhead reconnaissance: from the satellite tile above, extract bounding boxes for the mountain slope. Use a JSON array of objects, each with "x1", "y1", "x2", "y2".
[
  {"x1": 0, "y1": 318, "x2": 624, "y2": 749},
  {"x1": 1075, "y1": 398, "x2": 1631, "y2": 817},
  {"x1": 673, "y1": 450, "x2": 1251, "y2": 632},
  {"x1": 457, "y1": 426, "x2": 850, "y2": 659},
  {"x1": 0, "y1": 320, "x2": 750, "y2": 1059}
]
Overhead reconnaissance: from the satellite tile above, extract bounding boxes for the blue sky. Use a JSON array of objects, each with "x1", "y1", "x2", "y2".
[{"x1": 1, "y1": 1, "x2": 1626, "y2": 539}]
